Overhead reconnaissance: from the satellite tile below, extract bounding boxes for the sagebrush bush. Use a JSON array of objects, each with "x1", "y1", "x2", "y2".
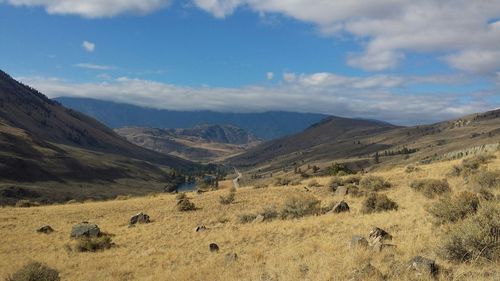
[
  {"x1": 342, "y1": 175, "x2": 361, "y2": 185},
  {"x1": 177, "y1": 198, "x2": 196, "y2": 211},
  {"x1": 6, "y1": 262, "x2": 60, "y2": 281},
  {"x1": 75, "y1": 235, "x2": 113, "y2": 252},
  {"x1": 176, "y1": 193, "x2": 187, "y2": 201},
  {"x1": 440, "y1": 202, "x2": 500, "y2": 262},
  {"x1": 361, "y1": 193, "x2": 398, "y2": 214},
  {"x1": 219, "y1": 190, "x2": 236, "y2": 205},
  {"x1": 405, "y1": 165, "x2": 420, "y2": 173},
  {"x1": 307, "y1": 179, "x2": 322, "y2": 188},
  {"x1": 261, "y1": 206, "x2": 279, "y2": 221},
  {"x1": 238, "y1": 213, "x2": 257, "y2": 224},
  {"x1": 360, "y1": 176, "x2": 392, "y2": 191},
  {"x1": 253, "y1": 183, "x2": 268, "y2": 189},
  {"x1": 427, "y1": 191, "x2": 479, "y2": 225},
  {"x1": 472, "y1": 170, "x2": 500, "y2": 189},
  {"x1": 410, "y1": 179, "x2": 451, "y2": 198},
  {"x1": 15, "y1": 200, "x2": 39, "y2": 208},
  {"x1": 450, "y1": 154, "x2": 496, "y2": 177},
  {"x1": 346, "y1": 184, "x2": 363, "y2": 197},
  {"x1": 280, "y1": 194, "x2": 321, "y2": 219}
]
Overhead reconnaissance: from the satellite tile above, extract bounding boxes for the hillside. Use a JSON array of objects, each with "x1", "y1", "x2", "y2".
[
  {"x1": 55, "y1": 97, "x2": 328, "y2": 140},
  {"x1": 115, "y1": 125, "x2": 261, "y2": 163},
  {"x1": 1, "y1": 152, "x2": 499, "y2": 280},
  {"x1": 228, "y1": 110, "x2": 500, "y2": 174},
  {"x1": 0, "y1": 70, "x2": 198, "y2": 204}
]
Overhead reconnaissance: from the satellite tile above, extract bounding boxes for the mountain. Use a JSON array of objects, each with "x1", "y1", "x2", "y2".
[
  {"x1": 228, "y1": 110, "x2": 500, "y2": 174},
  {"x1": 115, "y1": 125, "x2": 261, "y2": 163},
  {"x1": 0, "y1": 70, "x2": 198, "y2": 204},
  {"x1": 55, "y1": 97, "x2": 328, "y2": 140}
]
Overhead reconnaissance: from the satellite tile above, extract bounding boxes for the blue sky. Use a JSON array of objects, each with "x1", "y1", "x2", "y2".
[{"x1": 0, "y1": 0, "x2": 499, "y2": 124}]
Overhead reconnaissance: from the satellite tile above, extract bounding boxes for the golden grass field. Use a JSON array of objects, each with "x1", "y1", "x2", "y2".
[{"x1": 1, "y1": 153, "x2": 500, "y2": 280}]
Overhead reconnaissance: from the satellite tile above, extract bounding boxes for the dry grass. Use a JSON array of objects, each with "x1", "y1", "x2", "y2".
[{"x1": 1, "y1": 153, "x2": 500, "y2": 280}]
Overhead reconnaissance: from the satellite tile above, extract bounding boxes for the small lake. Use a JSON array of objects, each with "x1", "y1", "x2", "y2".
[{"x1": 176, "y1": 181, "x2": 197, "y2": 192}]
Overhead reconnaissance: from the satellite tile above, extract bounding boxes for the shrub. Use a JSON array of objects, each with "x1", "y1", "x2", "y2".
[
  {"x1": 328, "y1": 163, "x2": 354, "y2": 176},
  {"x1": 261, "y1": 206, "x2": 279, "y2": 221},
  {"x1": 176, "y1": 193, "x2": 187, "y2": 201},
  {"x1": 360, "y1": 176, "x2": 392, "y2": 192},
  {"x1": 253, "y1": 183, "x2": 268, "y2": 189},
  {"x1": 329, "y1": 177, "x2": 343, "y2": 191},
  {"x1": 307, "y1": 179, "x2": 322, "y2": 188},
  {"x1": 405, "y1": 165, "x2": 420, "y2": 173},
  {"x1": 451, "y1": 154, "x2": 496, "y2": 177},
  {"x1": 15, "y1": 200, "x2": 39, "y2": 208},
  {"x1": 361, "y1": 193, "x2": 398, "y2": 214},
  {"x1": 409, "y1": 179, "x2": 451, "y2": 198},
  {"x1": 238, "y1": 213, "x2": 257, "y2": 224},
  {"x1": 74, "y1": 235, "x2": 114, "y2": 252},
  {"x1": 274, "y1": 177, "x2": 292, "y2": 186},
  {"x1": 440, "y1": 202, "x2": 500, "y2": 262},
  {"x1": 472, "y1": 170, "x2": 500, "y2": 189},
  {"x1": 177, "y1": 198, "x2": 196, "y2": 211},
  {"x1": 280, "y1": 194, "x2": 321, "y2": 219},
  {"x1": 346, "y1": 184, "x2": 363, "y2": 197},
  {"x1": 342, "y1": 175, "x2": 361, "y2": 185},
  {"x1": 219, "y1": 190, "x2": 236, "y2": 205},
  {"x1": 427, "y1": 191, "x2": 479, "y2": 225},
  {"x1": 6, "y1": 262, "x2": 60, "y2": 281}
]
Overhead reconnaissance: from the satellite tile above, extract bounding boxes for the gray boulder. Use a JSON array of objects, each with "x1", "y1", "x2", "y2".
[
  {"x1": 195, "y1": 225, "x2": 207, "y2": 232},
  {"x1": 253, "y1": 214, "x2": 265, "y2": 223},
  {"x1": 335, "y1": 186, "x2": 348, "y2": 196},
  {"x1": 368, "y1": 227, "x2": 392, "y2": 244},
  {"x1": 329, "y1": 201, "x2": 350, "y2": 213},
  {"x1": 209, "y1": 243, "x2": 219, "y2": 252},
  {"x1": 130, "y1": 212, "x2": 151, "y2": 225},
  {"x1": 37, "y1": 225, "x2": 54, "y2": 234},
  {"x1": 408, "y1": 256, "x2": 439, "y2": 277},
  {"x1": 70, "y1": 222, "x2": 100, "y2": 238}
]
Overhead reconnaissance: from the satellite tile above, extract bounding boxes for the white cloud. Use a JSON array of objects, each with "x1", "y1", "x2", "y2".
[
  {"x1": 82, "y1": 41, "x2": 95, "y2": 52},
  {"x1": 18, "y1": 73, "x2": 493, "y2": 125},
  {"x1": 192, "y1": 0, "x2": 500, "y2": 74},
  {"x1": 5, "y1": 0, "x2": 171, "y2": 18},
  {"x1": 74, "y1": 63, "x2": 114, "y2": 70},
  {"x1": 266, "y1": 72, "x2": 274, "y2": 80}
]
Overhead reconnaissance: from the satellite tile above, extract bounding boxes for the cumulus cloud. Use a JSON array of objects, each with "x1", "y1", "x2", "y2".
[
  {"x1": 192, "y1": 0, "x2": 500, "y2": 74},
  {"x1": 18, "y1": 73, "x2": 494, "y2": 125},
  {"x1": 81, "y1": 41, "x2": 95, "y2": 52},
  {"x1": 4, "y1": 0, "x2": 171, "y2": 18},
  {"x1": 266, "y1": 72, "x2": 274, "y2": 80},
  {"x1": 74, "y1": 63, "x2": 114, "y2": 70}
]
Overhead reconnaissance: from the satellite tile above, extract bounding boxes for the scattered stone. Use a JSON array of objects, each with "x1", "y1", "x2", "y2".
[
  {"x1": 329, "y1": 200, "x2": 350, "y2": 213},
  {"x1": 129, "y1": 212, "x2": 151, "y2": 225},
  {"x1": 408, "y1": 256, "x2": 439, "y2": 277},
  {"x1": 350, "y1": 235, "x2": 369, "y2": 249},
  {"x1": 209, "y1": 243, "x2": 219, "y2": 252},
  {"x1": 368, "y1": 227, "x2": 392, "y2": 244},
  {"x1": 335, "y1": 186, "x2": 348, "y2": 196},
  {"x1": 225, "y1": 252, "x2": 238, "y2": 263},
  {"x1": 195, "y1": 225, "x2": 207, "y2": 232},
  {"x1": 253, "y1": 214, "x2": 265, "y2": 223},
  {"x1": 36, "y1": 225, "x2": 54, "y2": 234},
  {"x1": 351, "y1": 263, "x2": 384, "y2": 281},
  {"x1": 70, "y1": 222, "x2": 100, "y2": 238}
]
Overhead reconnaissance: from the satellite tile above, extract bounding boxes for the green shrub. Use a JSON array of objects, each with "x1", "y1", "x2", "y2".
[
  {"x1": 440, "y1": 202, "x2": 500, "y2": 262},
  {"x1": 280, "y1": 194, "x2": 321, "y2": 219},
  {"x1": 360, "y1": 176, "x2": 392, "y2": 192},
  {"x1": 219, "y1": 190, "x2": 236, "y2": 205},
  {"x1": 177, "y1": 198, "x2": 196, "y2": 211},
  {"x1": 75, "y1": 235, "x2": 113, "y2": 252},
  {"x1": 6, "y1": 262, "x2": 60, "y2": 281},
  {"x1": 328, "y1": 163, "x2": 354, "y2": 176},
  {"x1": 409, "y1": 179, "x2": 451, "y2": 198},
  {"x1": 361, "y1": 193, "x2": 398, "y2": 214},
  {"x1": 427, "y1": 191, "x2": 480, "y2": 225}
]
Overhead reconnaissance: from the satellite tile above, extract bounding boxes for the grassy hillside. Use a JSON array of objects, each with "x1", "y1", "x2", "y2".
[{"x1": 2, "y1": 151, "x2": 499, "y2": 280}]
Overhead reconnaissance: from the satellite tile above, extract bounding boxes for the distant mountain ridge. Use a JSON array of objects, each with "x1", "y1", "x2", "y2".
[{"x1": 55, "y1": 97, "x2": 329, "y2": 140}]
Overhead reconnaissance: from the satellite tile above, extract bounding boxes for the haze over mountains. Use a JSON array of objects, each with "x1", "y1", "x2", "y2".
[{"x1": 56, "y1": 97, "x2": 328, "y2": 140}]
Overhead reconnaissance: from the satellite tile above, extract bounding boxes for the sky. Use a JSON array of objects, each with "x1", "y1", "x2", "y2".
[{"x1": 0, "y1": 0, "x2": 499, "y2": 125}]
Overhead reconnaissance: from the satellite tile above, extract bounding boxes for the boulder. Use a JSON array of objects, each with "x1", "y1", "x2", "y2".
[
  {"x1": 195, "y1": 225, "x2": 207, "y2": 232},
  {"x1": 368, "y1": 227, "x2": 392, "y2": 244},
  {"x1": 335, "y1": 186, "x2": 348, "y2": 196},
  {"x1": 129, "y1": 212, "x2": 151, "y2": 225},
  {"x1": 350, "y1": 235, "x2": 369, "y2": 249},
  {"x1": 36, "y1": 225, "x2": 54, "y2": 234},
  {"x1": 408, "y1": 256, "x2": 439, "y2": 277},
  {"x1": 70, "y1": 222, "x2": 100, "y2": 238},
  {"x1": 253, "y1": 214, "x2": 265, "y2": 223},
  {"x1": 329, "y1": 201, "x2": 350, "y2": 213},
  {"x1": 209, "y1": 243, "x2": 219, "y2": 252}
]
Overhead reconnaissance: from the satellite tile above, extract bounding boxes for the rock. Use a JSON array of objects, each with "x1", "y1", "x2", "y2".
[
  {"x1": 36, "y1": 225, "x2": 54, "y2": 234},
  {"x1": 329, "y1": 200, "x2": 350, "y2": 213},
  {"x1": 195, "y1": 225, "x2": 207, "y2": 232},
  {"x1": 70, "y1": 222, "x2": 100, "y2": 238},
  {"x1": 253, "y1": 214, "x2": 265, "y2": 223},
  {"x1": 368, "y1": 227, "x2": 392, "y2": 244},
  {"x1": 408, "y1": 256, "x2": 439, "y2": 277},
  {"x1": 225, "y1": 252, "x2": 238, "y2": 263},
  {"x1": 209, "y1": 243, "x2": 219, "y2": 252},
  {"x1": 350, "y1": 235, "x2": 369, "y2": 249},
  {"x1": 335, "y1": 186, "x2": 348, "y2": 196},
  {"x1": 129, "y1": 212, "x2": 151, "y2": 225},
  {"x1": 350, "y1": 263, "x2": 384, "y2": 281}
]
